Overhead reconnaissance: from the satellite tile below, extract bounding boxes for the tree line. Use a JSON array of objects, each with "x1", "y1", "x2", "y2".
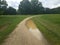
[{"x1": 0, "y1": 0, "x2": 60, "y2": 15}]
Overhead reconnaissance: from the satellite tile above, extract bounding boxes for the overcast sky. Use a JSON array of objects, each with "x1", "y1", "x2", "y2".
[{"x1": 6, "y1": 0, "x2": 60, "y2": 9}]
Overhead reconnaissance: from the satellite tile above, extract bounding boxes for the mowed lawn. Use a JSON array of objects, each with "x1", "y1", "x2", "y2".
[
  {"x1": 32, "y1": 14, "x2": 60, "y2": 45},
  {"x1": 0, "y1": 15, "x2": 29, "y2": 44}
]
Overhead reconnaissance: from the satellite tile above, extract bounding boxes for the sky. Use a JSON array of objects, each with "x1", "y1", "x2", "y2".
[{"x1": 6, "y1": 0, "x2": 60, "y2": 9}]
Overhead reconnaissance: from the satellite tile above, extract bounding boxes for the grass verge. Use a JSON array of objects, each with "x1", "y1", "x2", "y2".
[
  {"x1": 0, "y1": 15, "x2": 30, "y2": 44},
  {"x1": 32, "y1": 14, "x2": 60, "y2": 45}
]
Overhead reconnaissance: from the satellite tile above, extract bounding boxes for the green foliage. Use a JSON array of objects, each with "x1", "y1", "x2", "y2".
[
  {"x1": 31, "y1": 0, "x2": 44, "y2": 14},
  {"x1": 18, "y1": 0, "x2": 32, "y2": 14},
  {"x1": 0, "y1": 0, "x2": 8, "y2": 15},
  {"x1": 4, "y1": 7, "x2": 17, "y2": 15},
  {"x1": 0, "y1": 0, "x2": 17, "y2": 15},
  {"x1": 18, "y1": 0, "x2": 44, "y2": 14},
  {"x1": 0, "y1": 0, "x2": 60, "y2": 15}
]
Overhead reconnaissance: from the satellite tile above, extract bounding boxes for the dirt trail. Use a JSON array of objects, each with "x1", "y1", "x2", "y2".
[{"x1": 2, "y1": 17, "x2": 49, "y2": 45}]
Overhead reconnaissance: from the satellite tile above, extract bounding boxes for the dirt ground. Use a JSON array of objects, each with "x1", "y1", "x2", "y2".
[{"x1": 2, "y1": 17, "x2": 49, "y2": 45}]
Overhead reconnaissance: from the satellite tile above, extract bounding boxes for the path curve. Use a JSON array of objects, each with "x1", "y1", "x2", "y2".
[{"x1": 2, "y1": 16, "x2": 49, "y2": 45}]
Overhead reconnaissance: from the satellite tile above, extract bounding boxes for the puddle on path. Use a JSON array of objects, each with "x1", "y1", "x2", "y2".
[
  {"x1": 26, "y1": 20, "x2": 43, "y2": 40},
  {"x1": 26, "y1": 20, "x2": 37, "y2": 29}
]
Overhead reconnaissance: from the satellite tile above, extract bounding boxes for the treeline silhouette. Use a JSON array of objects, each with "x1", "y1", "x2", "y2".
[{"x1": 0, "y1": 0, "x2": 60, "y2": 15}]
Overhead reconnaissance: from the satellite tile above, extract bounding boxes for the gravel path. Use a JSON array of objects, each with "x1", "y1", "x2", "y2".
[{"x1": 2, "y1": 17, "x2": 49, "y2": 45}]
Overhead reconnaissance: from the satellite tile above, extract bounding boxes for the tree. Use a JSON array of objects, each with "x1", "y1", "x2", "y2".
[
  {"x1": 51, "y1": 7, "x2": 60, "y2": 14},
  {"x1": 18, "y1": 0, "x2": 31, "y2": 14},
  {"x1": 31, "y1": 0, "x2": 39, "y2": 14},
  {"x1": 31, "y1": 0, "x2": 44, "y2": 14},
  {"x1": 38, "y1": 2, "x2": 45, "y2": 14},
  {"x1": 4, "y1": 7, "x2": 17, "y2": 15},
  {"x1": 45, "y1": 8, "x2": 51, "y2": 14},
  {"x1": 18, "y1": 0, "x2": 44, "y2": 14},
  {"x1": 0, "y1": 0, "x2": 8, "y2": 15}
]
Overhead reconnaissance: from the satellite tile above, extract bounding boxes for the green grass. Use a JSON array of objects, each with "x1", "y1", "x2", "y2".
[
  {"x1": 0, "y1": 15, "x2": 30, "y2": 44},
  {"x1": 32, "y1": 14, "x2": 60, "y2": 45}
]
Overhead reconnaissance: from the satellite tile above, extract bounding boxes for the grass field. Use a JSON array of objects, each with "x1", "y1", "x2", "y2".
[
  {"x1": 0, "y1": 14, "x2": 60, "y2": 45},
  {"x1": 0, "y1": 15, "x2": 29, "y2": 44},
  {"x1": 32, "y1": 14, "x2": 60, "y2": 45}
]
